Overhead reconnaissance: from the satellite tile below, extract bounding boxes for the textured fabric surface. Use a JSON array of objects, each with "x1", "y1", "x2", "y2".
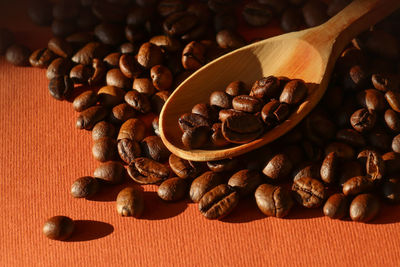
[{"x1": 1, "y1": 1, "x2": 400, "y2": 266}]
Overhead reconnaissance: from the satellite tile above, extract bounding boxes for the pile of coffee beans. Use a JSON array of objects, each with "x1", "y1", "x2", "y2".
[
  {"x1": 1, "y1": 0, "x2": 399, "y2": 240},
  {"x1": 178, "y1": 77, "x2": 308, "y2": 149}
]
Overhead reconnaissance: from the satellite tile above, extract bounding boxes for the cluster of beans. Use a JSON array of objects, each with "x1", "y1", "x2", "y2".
[{"x1": 177, "y1": 77, "x2": 308, "y2": 149}]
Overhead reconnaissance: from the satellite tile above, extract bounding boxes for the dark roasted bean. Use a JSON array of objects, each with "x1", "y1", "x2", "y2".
[
  {"x1": 43, "y1": 216, "x2": 74, "y2": 241},
  {"x1": 343, "y1": 176, "x2": 373, "y2": 196},
  {"x1": 137, "y1": 42, "x2": 163, "y2": 69},
  {"x1": 320, "y1": 152, "x2": 338, "y2": 184},
  {"x1": 169, "y1": 154, "x2": 200, "y2": 179},
  {"x1": 117, "y1": 118, "x2": 146, "y2": 141},
  {"x1": 93, "y1": 161, "x2": 126, "y2": 184},
  {"x1": 222, "y1": 113, "x2": 264, "y2": 143},
  {"x1": 228, "y1": 169, "x2": 262, "y2": 197},
  {"x1": 118, "y1": 138, "x2": 141, "y2": 164},
  {"x1": 250, "y1": 76, "x2": 280, "y2": 100},
  {"x1": 141, "y1": 135, "x2": 171, "y2": 162},
  {"x1": 255, "y1": 184, "x2": 293, "y2": 218},
  {"x1": 29, "y1": 48, "x2": 55, "y2": 68},
  {"x1": 207, "y1": 158, "x2": 238, "y2": 173},
  {"x1": 323, "y1": 193, "x2": 348, "y2": 219},
  {"x1": 292, "y1": 177, "x2": 325, "y2": 208},
  {"x1": 182, "y1": 41, "x2": 206, "y2": 70},
  {"x1": 5, "y1": 44, "x2": 30, "y2": 66},
  {"x1": 350, "y1": 108, "x2": 376, "y2": 133},
  {"x1": 190, "y1": 171, "x2": 223, "y2": 202},
  {"x1": 280, "y1": 79, "x2": 307, "y2": 105},
  {"x1": 242, "y1": 2, "x2": 273, "y2": 26},
  {"x1": 46, "y1": 57, "x2": 72, "y2": 80},
  {"x1": 232, "y1": 95, "x2": 263, "y2": 113},
  {"x1": 157, "y1": 177, "x2": 187, "y2": 201},
  {"x1": 48, "y1": 75, "x2": 73, "y2": 101},
  {"x1": 124, "y1": 90, "x2": 152, "y2": 114},
  {"x1": 92, "y1": 121, "x2": 116, "y2": 141},
  {"x1": 350, "y1": 193, "x2": 380, "y2": 222},
  {"x1": 92, "y1": 137, "x2": 117, "y2": 162},
  {"x1": 70, "y1": 176, "x2": 99, "y2": 198},
  {"x1": 116, "y1": 187, "x2": 144, "y2": 217}
]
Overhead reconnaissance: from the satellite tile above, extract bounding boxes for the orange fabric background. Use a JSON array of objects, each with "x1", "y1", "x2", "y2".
[{"x1": 1, "y1": 1, "x2": 400, "y2": 266}]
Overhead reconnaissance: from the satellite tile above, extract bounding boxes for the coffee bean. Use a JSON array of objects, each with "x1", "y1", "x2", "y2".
[
  {"x1": 207, "y1": 158, "x2": 238, "y2": 172},
  {"x1": 72, "y1": 42, "x2": 108, "y2": 65},
  {"x1": 76, "y1": 106, "x2": 108, "y2": 130},
  {"x1": 182, "y1": 126, "x2": 210, "y2": 149},
  {"x1": 97, "y1": 86, "x2": 125, "y2": 107},
  {"x1": 280, "y1": 79, "x2": 307, "y2": 105},
  {"x1": 104, "y1": 52, "x2": 121, "y2": 68},
  {"x1": 232, "y1": 95, "x2": 263, "y2": 113},
  {"x1": 93, "y1": 161, "x2": 126, "y2": 184},
  {"x1": 385, "y1": 91, "x2": 400, "y2": 112},
  {"x1": 261, "y1": 100, "x2": 290, "y2": 127},
  {"x1": 343, "y1": 176, "x2": 373, "y2": 196},
  {"x1": 163, "y1": 11, "x2": 198, "y2": 36},
  {"x1": 324, "y1": 142, "x2": 354, "y2": 160},
  {"x1": 178, "y1": 113, "x2": 210, "y2": 132},
  {"x1": 117, "y1": 118, "x2": 146, "y2": 141},
  {"x1": 250, "y1": 76, "x2": 280, "y2": 101},
  {"x1": 43, "y1": 216, "x2": 74, "y2": 241},
  {"x1": 255, "y1": 184, "x2": 293, "y2": 218},
  {"x1": 293, "y1": 163, "x2": 321, "y2": 181},
  {"x1": 70, "y1": 176, "x2": 99, "y2": 198},
  {"x1": 92, "y1": 1, "x2": 127, "y2": 23},
  {"x1": 141, "y1": 135, "x2": 171, "y2": 162},
  {"x1": 292, "y1": 177, "x2": 326, "y2": 208},
  {"x1": 28, "y1": 1, "x2": 53, "y2": 26},
  {"x1": 92, "y1": 137, "x2": 117, "y2": 162},
  {"x1": 132, "y1": 78, "x2": 156, "y2": 96},
  {"x1": 124, "y1": 90, "x2": 152, "y2": 114},
  {"x1": 106, "y1": 69, "x2": 131, "y2": 89},
  {"x1": 198, "y1": 184, "x2": 239, "y2": 220},
  {"x1": 210, "y1": 91, "x2": 232, "y2": 110},
  {"x1": 242, "y1": 2, "x2": 273, "y2": 27},
  {"x1": 66, "y1": 32, "x2": 95, "y2": 48},
  {"x1": 5, "y1": 44, "x2": 30, "y2": 66},
  {"x1": 342, "y1": 64, "x2": 369, "y2": 90},
  {"x1": 383, "y1": 152, "x2": 400, "y2": 175},
  {"x1": 51, "y1": 19, "x2": 77, "y2": 37},
  {"x1": 116, "y1": 187, "x2": 144, "y2": 217},
  {"x1": 365, "y1": 150, "x2": 385, "y2": 181},
  {"x1": 182, "y1": 41, "x2": 206, "y2": 70},
  {"x1": 372, "y1": 73, "x2": 399, "y2": 92},
  {"x1": 29, "y1": 48, "x2": 55, "y2": 68},
  {"x1": 320, "y1": 152, "x2": 338, "y2": 184},
  {"x1": 120, "y1": 43, "x2": 137, "y2": 55},
  {"x1": 69, "y1": 64, "x2": 93, "y2": 84},
  {"x1": 336, "y1": 128, "x2": 366, "y2": 147},
  {"x1": 225, "y1": 81, "x2": 247, "y2": 97},
  {"x1": 89, "y1": 59, "x2": 107, "y2": 86},
  {"x1": 228, "y1": 169, "x2": 262, "y2": 197},
  {"x1": 137, "y1": 42, "x2": 163, "y2": 69},
  {"x1": 72, "y1": 90, "x2": 97, "y2": 112},
  {"x1": 127, "y1": 157, "x2": 170, "y2": 184},
  {"x1": 218, "y1": 109, "x2": 245, "y2": 122},
  {"x1": 302, "y1": 0, "x2": 328, "y2": 27},
  {"x1": 263, "y1": 153, "x2": 293, "y2": 181},
  {"x1": 158, "y1": 177, "x2": 187, "y2": 201},
  {"x1": 211, "y1": 123, "x2": 230, "y2": 147},
  {"x1": 94, "y1": 22, "x2": 124, "y2": 46},
  {"x1": 222, "y1": 113, "x2": 264, "y2": 143},
  {"x1": 150, "y1": 65, "x2": 173, "y2": 91},
  {"x1": 118, "y1": 138, "x2": 141, "y2": 164},
  {"x1": 381, "y1": 178, "x2": 400, "y2": 204},
  {"x1": 169, "y1": 154, "x2": 200, "y2": 179},
  {"x1": 392, "y1": 134, "x2": 400, "y2": 153},
  {"x1": 149, "y1": 35, "x2": 182, "y2": 53},
  {"x1": 157, "y1": 0, "x2": 185, "y2": 17},
  {"x1": 48, "y1": 37, "x2": 73, "y2": 58},
  {"x1": 92, "y1": 121, "x2": 116, "y2": 141},
  {"x1": 151, "y1": 90, "x2": 170, "y2": 114},
  {"x1": 358, "y1": 30, "x2": 399, "y2": 59},
  {"x1": 216, "y1": 30, "x2": 245, "y2": 50},
  {"x1": 323, "y1": 193, "x2": 348, "y2": 219},
  {"x1": 48, "y1": 75, "x2": 74, "y2": 101},
  {"x1": 190, "y1": 171, "x2": 223, "y2": 202},
  {"x1": 109, "y1": 103, "x2": 136, "y2": 124},
  {"x1": 357, "y1": 89, "x2": 386, "y2": 112},
  {"x1": 384, "y1": 109, "x2": 400, "y2": 132},
  {"x1": 350, "y1": 193, "x2": 380, "y2": 222},
  {"x1": 46, "y1": 57, "x2": 72, "y2": 80},
  {"x1": 191, "y1": 103, "x2": 218, "y2": 122},
  {"x1": 350, "y1": 108, "x2": 376, "y2": 133},
  {"x1": 281, "y1": 8, "x2": 304, "y2": 32},
  {"x1": 119, "y1": 54, "x2": 142, "y2": 79}
]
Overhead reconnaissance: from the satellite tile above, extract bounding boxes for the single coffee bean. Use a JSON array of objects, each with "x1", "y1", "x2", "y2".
[
  {"x1": 280, "y1": 79, "x2": 307, "y2": 105},
  {"x1": 384, "y1": 109, "x2": 400, "y2": 132},
  {"x1": 109, "y1": 103, "x2": 137, "y2": 125},
  {"x1": 116, "y1": 187, "x2": 144, "y2": 218},
  {"x1": 211, "y1": 123, "x2": 230, "y2": 147},
  {"x1": 281, "y1": 8, "x2": 304, "y2": 32},
  {"x1": 92, "y1": 137, "x2": 117, "y2": 162},
  {"x1": 72, "y1": 42, "x2": 108, "y2": 65},
  {"x1": 261, "y1": 100, "x2": 290, "y2": 127},
  {"x1": 350, "y1": 193, "x2": 380, "y2": 222},
  {"x1": 70, "y1": 176, "x2": 99, "y2": 198},
  {"x1": 178, "y1": 113, "x2": 210, "y2": 132},
  {"x1": 92, "y1": 121, "x2": 116, "y2": 141},
  {"x1": 163, "y1": 11, "x2": 198, "y2": 36},
  {"x1": 385, "y1": 91, "x2": 400, "y2": 112},
  {"x1": 339, "y1": 160, "x2": 364, "y2": 186},
  {"x1": 383, "y1": 152, "x2": 400, "y2": 175},
  {"x1": 182, "y1": 126, "x2": 210, "y2": 149},
  {"x1": 228, "y1": 169, "x2": 262, "y2": 197},
  {"x1": 89, "y1": 59, "x2": 106, "y2": 86},
  {"x1": 169, "y1": 154, "x2": 200, "y2": 179},
  {"x1": 356, "y1": 89, "x2": 386, "y2": 112},
  {"x1": 381, "y1": 177, "x2": 400, "y2": 204},
  {"x1": 320, "y1": 152, "x2": 338, "y2": 184},
  {"x1": 137, "y1": 42, "x2": 163, "y2": 69},
  {"x1": 302, "y1": 0, "x2": 328, "y2": 27},
  {"x1": 222, "y1": 113, "x2": 264, "y2": 143},
  {"x1": 342, "y1": 176, "x2": 373, "y2": 196},
  {"x1": 150, "y1": 65, "x2": 173, "y2": 91},
  {"x1": 97, "y1": 86, "x2": 125, "y2": 107},
  {"x1": 120, "y1": 42, "x2": 138, "y2": 55},
  {"x1": 76, "y1": 106, "x2": 108, "y2": 130},
  {"x1": 324, "y1": 142, "x2": 354, "y2": 160},
  {"x1": 118, "y1": 138, "x2": 141, "y2": 164},
  {"x1": 182, "y1": 41, "x2": 206, "y2": 70},
  {"x1": 48, "y1": 37, "x2": 73, "y2": 58},
  {"x1": 216, "y1": 30, "x2": 245, "y2": 50},
  {"x1": 255, "y1": 184, "x2": 293, "y2": 218},
  {"x1": 43, "y1": 216, "x2": 74, "y2": 241},
  {"x1": 69, "y1": 64, "x2": 93, "y2": 84},
  {"x1": 127, "y1": 157, "x2": 170, "y2": 184},
  {"x1": 263, "y1": 153, "x2": 293, "y2": 180},
  {"x1": 336, "y1": 128, "x2": 366, "y2": 147},
  {"x1": 192, "y1": 103, "x2": 218, "y2": 122},
  {"x1": 250, "y1": 76, "x2": 280, "y2": 101},
  {"x1": 371, "y1": 73, "x2": 399, "y2": 92},
  {"x1": 46, "y1": 57, "x2": 72, "y2": 80},
  {"x1": 151, "y1": 90, "x2": 170, "y2": 114},
  {"x1": 94, "y1": 161, "x2": 126, "y2": 184},
  {"x1": 350, "y1": 108, "x2": 376, "y2": 133},
  {"x1": 292, "y1": 177, "x2": 326, "y2": 208},
  {"x1": 242, "y1": 2, "x2": 273, "y2": 26},
  {"x1": 141, "y1": 135, "x2": 171, "y2": 162},
  {"x1": 232, "y1": 95, "x2": 263, "y2": 113},
  {"x1": 199, "y1": 184, "x2": 239, "y2": 220},
  {"x1": 225, "y1": 81, "x2": 247, "y2": 97},
  {"x1": 104, "y1": 52, "x2": 121, "y2": 68},
  {"x1": 293, "y1": 163, "x2": 321, "y2": 181},
  {"x1": 48, "y1": 75, "x2": 74, "y2": 101},
  {"x1": 158, "y1": 0, "x2": 185, "y2": 17},
  {"x1": 210, "y1": 91, "x2": 232, "y2": 109},
  {"x1": 106, "y1": 68, "x2": 131, "y2": 89},
  {"x1": 132, "y1": 78, "x2": 156, "y2": 96},
  {"x1": 358, "y1": 30, "x2": 399, "y2": 59},
  {"x1": 342, "y1": 64, "x2": 369, "y2": 90},
  {"x1": 5, "y1": 44, "x2": 30, "y2": 66},
  {"x1": 218, "y1": 109, "x2": 245, "y2": 122},
  {"x1": 365, "y1": 150, "x2": 385, "y2": 181},
  {"x1": 392, "y1": 134, "x2": 400, "y2": 153},
  {"x1": 119, "y1": 54, "x2": 142, "y2": 79},
  {"x1": 94, "y1": 22, "x2": 124, "y2": 46},
  {"x1": 29, "y1": 48, "x2": 55, "y2": 68},
  {"x1": 157, "y1": 177, "x2": 187, "y2": 201},
  {"x1": 323, "y1": 193, "x2": 348, "y2": 219},
  {"x1": 124, "y1": 90, "x2": 152, "y2": 114},
  {"x1": 190, "y1": 171, "x2": 223, "y2": 202},
  {"x1": 66, "y1": 32, "x2": 95, "y2": 48},
  {"x1": 150, "y1": 35, "x2": 182, "y2": 53},
  {"x1": 207, "y1": 158, "x2": 238, "y2": 173},
  {"x1": 118, "y1": 118, "x2": 146, "y2": 141}
]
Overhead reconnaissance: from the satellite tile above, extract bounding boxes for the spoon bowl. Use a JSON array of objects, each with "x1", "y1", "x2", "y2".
[{"x1": 160, "y1": 0, "x2": 400, "y2": 162}]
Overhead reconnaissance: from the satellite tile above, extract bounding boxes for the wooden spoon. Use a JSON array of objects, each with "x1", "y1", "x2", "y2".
[{"x1": 160, "y1": 0, "x2": 400, "y2": 162}]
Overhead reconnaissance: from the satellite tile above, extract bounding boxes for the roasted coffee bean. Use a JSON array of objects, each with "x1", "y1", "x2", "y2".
[
  {"x1": 132, "y1": 78, "x2": 156, "y2": 96},
  {"x1": 250, "y1": 76, "x2": 280, "y2": 100},
  {"x1": 325, "y1": 142, "x2": 354, "y2": 160},
  {"x1": 106, "y1": 69, "x2": 131, "y2": 89},
  {"x1": 124, "y1": 24, "x2": 147, "y2": 44},
  {"x1": 381, "y1": 177, "x2": 400, "y2": 204},
  {"x1": 207, "y1": 158, "x2": 238, "y2": 173},
  {"x1": 222, "y1": 113, "x2": 264, "y2": 143},
  {"x1": 119, "y1": 54, "x2": 142, "y2": 79},
  {"x1": 323, "y1": 193, "x2": 347, "y2": 219},
  {"x1": 365, "y1": 150, "x2": 385, "y2": 180},
  {"x1": 141, "y1": 135, "x2": 171, "y2": 162},
  {"x1": 46, "y1": 57, "x2": 72, "y2": 80},
  {"x1": 51, "y1": 19, "x2": 77, "y2": 37},
  {"x1": 228, "y1": 169, "x2": 262, "y2": 197},
  {"x1": 178, "y1": 113, "x2": 210, "y2": 132},
  {"x1": 198, "y1": 184, "x2": 239, "y2": 220},
  {"x1": 120, "y1": 42, "x2": 136, "y2": 55},
  {"x1": 342, "y1": 64, "x2": 368, "y2": 90},
  {"x1": 69, "y1": 64, "x2": 93, "y2": 84},
  {"x1": 302, "y1": 0, "x2": 328, "y2": 27},
  {"x1": 93, "y1": 161, "x2": 126, "y2": 184},
  {"x1": 293, "y1": 163, "x2": 321, "y2": 181},
  {"x1": 163, "y1": 11, "x2": 198, "y2": 36},
  {"x1": 152, "y1": 116, "x2": 160, "y2": 136},
  {"x1": 384, "y1": 109, "x2": 400, "y2": 132},
  {"x1": 169, "y1": 154, "x2": 200, "y2": 179},
  {"x1": 216, "y1": 30, "x2": 245, "y2": 50},
  {"x1": 124, "y1": 90, "x2": 152, "y2": 114},
  {"x1": 118, "y1": 118, "x2": 146, "y2": 141},
  {"x1": 255, "y1": 184, "x2": 293, "y2": 218},
  {"x1": 48, "y1": 75, "x2": 74, "y2": 101},
  {"x1": 94, "y1": 22, "x2": 124, "y2": 46},
  {"x1": 66, "y1": 32, "x2": 95, "y2": 48},
  {"x1": 368, "y1": 129, "x2": 391, "y2": 151},
  {"x1": 339, "y1": 160, "x2": 364, "y2": 186},
  {"x1": 29, "y1": 48, "x2": 55, "y2": 68},
  {"x1": 72, "y1": 42, "x2": 108, "y2": 65},
  {"x1": 182, "y1": 126, "x2": 210, "y2": 149},
  {"x1": 242, "y1": 2, "x2": 273, "y2": 26},
  {"x1": 151, "y1": 91, "x2": 170, "y2": 114},
  {"x1": 97, "y1": 86, "x2": 125, "y2": 107},
  {"x1": 48, "y1": 37, "x2": 73, "y2": 58},
  {"x1": 281, "y1": 8, "x2": 304, "y2": 32},
  {"x1": 182, "y1": 41, "x2": 206, "y2": 70},
  {"x1": 383, "y1": 152, "x2": 400, "y2": 175},
  {"x1": 116, "y1": 187, "x2": 144, "y2": 218},
  {"x1": 5, "y1": 44, "x2": 30, "y2": 66},
  {"x1": 280, "y1": 79, "x2": 307, "y2": 105},
  {"x1": 356, "y1": 30, "x2": 399, "y2": 59},
  {"x1": 262, "y1": 100, "x2": 290, "y2": 127},
  {"x1": 392, "y1": 134, "x2": 400, "y2": 153},
  {"x1": 89, "y1": 59, "x2": 106, "y2": 86},
  {"x1": 343, "y1": 176, "x2": 373, "y2": 196},
  {"x1": 211, "y1": 123, "x2": 230, "y2": 147},
  {"x1": 218, "y1": 109, "x2": 245, "y2": 122},
  {"x1": 336, "y1": 128, "x2": 366, "y2": 147},
  {"x1": 104, "y1": 52, "x2": 121, "y2": 68},
  {"x1": 320, "y1": 152, "x2": 338, "y2": 184},
  {"x1": 150, "y1": 65, "x2": 173, "y2": 91},
  {"x1": 371, "y1": 73, "x2": 399, "y2": 92},
  {"x1": 27, "y1": 1, "x2": 53, "y2": 26},
  {"x1": 232, "y1": 95, "x2": 263, "y2": 113},
  {"x1": 43, "y1": 216, "x2": 74, "y2": 241},
  {"x1": 92, "y1": 137, "x2": 117, "y2": 162},
  {"x1": 210, "y1": 91, "x2": 232, "y2": 110},
  {"x1": 150, "y1": 35, "x2": 182, "y2": 53},
  {"x1": 128, "y1": 157, "x2": 170, "y2": 184},
  {"x1": 109, "y1": 103, "x2": 136, "y2": 125},
  {"x1": 190, "y1": 171, "x2": 223, "y2": 202},
  {"x1": 192, "y1": 103, "x2": 218, "y2": 122},
  {"x1": 73, "y1": 90, "x2": 98, "y2": 112},
  {"x1": 350, "y1": 193, "x2": 380, "y2": 222},
  {"x1": 118, "y1": 138, "x2": 141, "y2": 164},
  {"x1": 158, "y1": 177, "x2": 187, "y2": 202},
  {"x1": 350, "y1": 108, "x2": 376, "y2": 133},
  {"x1": 92, "y1": 121, "x2": 116, "y2": 141},
  {"x1": 263, "y1": 153, "x2": 292, "y2": 180},
  {"x1": 356, "y1": 89, "x2": 386, "y2": 112},
  {"x1": 70, "y1": 176, "x2": 99, "y2": 198},
  {"x1": 137, "y1": 42, "x2": 163, "y2": 69},
  {"x1": 385, "y1": 91, "x2": 400, "y2": 112},
  {"x1": 225, "y1": 81, "x2": 247, "y2": 97},
  {"x1": 292, "y1": 177, "x2": 325, "y2": 208},
  {"x1": 76, "y1": 106, "x2": 108, "y2": 130}
]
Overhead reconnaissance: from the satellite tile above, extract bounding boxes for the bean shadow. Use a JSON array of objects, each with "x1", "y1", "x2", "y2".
[
  {"x1": 368, "y1": 203, "x2": 400, "y2": 225},
  {"x1": 141, "y1": 191, "x2": 188, "y2": 220},
  {"x1": 284, "y1": 203, "x2": 324, "y2": 220},
  {"x1": 88, "y1": 179, "x2": 142, "y2": 202},
  {"x1": 221, "y1": 197, "x2": 265, "y2": 223},
  {"x1": 66, "y1": 220, "x2": 114, "y2": 242}
]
